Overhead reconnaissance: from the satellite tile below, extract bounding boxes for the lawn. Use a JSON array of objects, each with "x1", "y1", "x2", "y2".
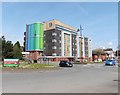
[
  {"x1": 1, "y1": 60, "x2": 57, "y2": 69},
  {"x1": 19, "y1": 62, "x2": 55, "y2": 69},
  {"x1": 2, "y1": 61, "x2": 60, "y2": 72}
]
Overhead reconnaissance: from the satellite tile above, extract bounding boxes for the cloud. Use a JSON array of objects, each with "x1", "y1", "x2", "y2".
[
  {"x1": 76, "y1": 3, "x2": 89, "y2": 16},
  {"x1": 108, "y1": 42, "x2": 113, "y2": 46},
  {"x1": 100, "y1": 46, "x2": 105, "y2": 49}
]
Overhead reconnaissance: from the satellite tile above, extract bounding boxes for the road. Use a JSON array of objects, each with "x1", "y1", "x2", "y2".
[{"x1": 2, "y1": 63, "x2": 118, "y2": 93}]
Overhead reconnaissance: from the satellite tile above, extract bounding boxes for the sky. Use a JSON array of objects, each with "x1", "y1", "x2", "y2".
[{"x1": 2, "y1": 2, "x2": 118, "y2": 50}]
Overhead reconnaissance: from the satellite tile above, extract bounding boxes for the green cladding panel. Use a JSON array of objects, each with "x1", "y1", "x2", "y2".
[
  {"x1": 31, "y1": 37, "x2": 34, "y2": 50},
  {"x1": 34, "y1": 37, "x2": 40, "y2": 50},
  {"x1": 26, "y1": 23, "x2": 44, "y2": 51},
  {"x1": 35, "y1": 23, "x2": 40, "y2": 35},
  {"x1": 31, "y1": 24, "x2": 35, "y2": 37},
  {"x1": 40, "y1": 37, "x2": 44, "y2": 49},
  {"x1": 28, "y1": 38, "x2": 31, "y2": 50},
  {"x1": 34, "y1": 23, "x2": 44, "y2": 50},
  {"x1": 40, "y1": 24, "x2": 44, "y2": 37},
  {"x1": 40, "y1": 23, "x2": 44, "y2": 49}
]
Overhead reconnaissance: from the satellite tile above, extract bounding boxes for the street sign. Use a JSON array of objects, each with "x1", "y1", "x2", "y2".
[{"x1": 3, "y1": 59, "x2": 19, "y2": 67}]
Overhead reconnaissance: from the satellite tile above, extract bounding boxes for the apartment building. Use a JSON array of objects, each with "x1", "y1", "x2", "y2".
[
  {"x1": 77, "y1": 36, "x2": 92, "y2": 61},
  {"x1": 43, "y1": 19, "x2": 77, "y2": 61},
  {"x1": 23, "y1": 19, "x2": 92, "y2": 62}
]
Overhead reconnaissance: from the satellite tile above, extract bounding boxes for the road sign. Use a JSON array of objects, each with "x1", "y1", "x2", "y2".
[{"x1": 3, "y1": 59, "x2": 19, "y2": 67}]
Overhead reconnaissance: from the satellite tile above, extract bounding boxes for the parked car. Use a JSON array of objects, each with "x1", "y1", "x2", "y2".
[
  {"x1": 59, "y1": 60, "x2": 73, "y2": 67},
  {"x1": 105, "y1": 59, "x2": 116, "y2": 66}
]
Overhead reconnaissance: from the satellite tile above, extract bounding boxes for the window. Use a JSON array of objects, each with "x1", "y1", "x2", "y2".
[
  {"x1": 52, "y1": 53, "x2": 57, "y2": 56},
  {"x1": 85, "y1": 42, "x2": 88, "y2": 45},
  {"x1": 52, "y1": 46, "x2": 57, "y2": 49},
  {"x1": 59, "y1": 40, "x2": 61, "y2": 43},
  {"x1": 84, "y1": 37, "x2": 88, "y2": 41},
  {"x1": 85, "y1": 47, "x2": 88, "y2": 50},
  {"x1": 52, "y1": 33, "x2": 57, "y2": 36},
  {"x1": 64, "y1": 52, "x2": 65, "y2": 55},
  {"x1": 52, "y1": 39, "x2": 57, "y2": 42}
]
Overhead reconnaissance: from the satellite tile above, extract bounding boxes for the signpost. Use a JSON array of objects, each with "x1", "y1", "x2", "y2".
[{"x1": 3, "y1": 59, "x2": 19, "y2": 67}]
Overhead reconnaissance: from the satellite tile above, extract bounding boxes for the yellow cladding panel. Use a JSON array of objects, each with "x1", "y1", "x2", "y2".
[
  {"x1": 64, "y1": 33, "x2": 70, "y2": 56},
  {"x1": 66, "y1": 34, "x2": 68, "y2": 56},
  {"x1": 65, "y1": 34, "x2": 67, "y2": 56},
  {"x1": 54, "y1": 20, "x2": 77, "y2": 31},
  {"x1": 44, "y1": 19, "x2": 77, "y2": 31},
  {"x1": 44, "y1": 20, "x2": 56, "y2": 31}
]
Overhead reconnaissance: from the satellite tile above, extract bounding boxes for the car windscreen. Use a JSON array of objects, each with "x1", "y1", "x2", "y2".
[{"x1": 60, "y1": 61, "x2": 66, "y2": 63}]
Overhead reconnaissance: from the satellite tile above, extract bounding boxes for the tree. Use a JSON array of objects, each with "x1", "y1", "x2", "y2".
[
  {"x1": 13, "y1": 41, "x2": 22, "y2": 59},
  {"x1": 2, "y1": 36, "x2": 14, "y2": 59},
  {"x1": 5, "y1": 41, "x2": 14, "y2": 58},
  {"x1": 2, "y1": 36, "x2": 6, "y2": 58},
  {"x1": 92, "y1": 48, "x2": 104, "y2": 58},
  {"x1": 1, "y1": 36, "x2": 22, "y2": 60}
]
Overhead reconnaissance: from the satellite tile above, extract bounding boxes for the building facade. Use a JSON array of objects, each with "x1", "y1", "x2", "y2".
[
  {"x1": 24, "y1": 23, "x2": 44, "y2": 62},
  {"x1": 25, "y1": 23, "x2": 44, "y2": 51},
  {"x1": 76, "y1": 36, "x2": 92, "y2": 62},
  {"x1": 43, "y1": 20, "x2": 77, "y2": 61},
  {"x1": 44, "y1": 29, "x2": 62, "y2": 56},
  {"x1": 23, "y1": 19, "x2": 92, "y2": 62}
]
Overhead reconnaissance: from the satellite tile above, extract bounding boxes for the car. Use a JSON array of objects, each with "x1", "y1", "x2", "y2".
[
  {"x1": 59, "y1": 60, "x2": 73, "y2": 67},
  {"x1": 105, "y1": 59, "x2": 116, "y2": 66}
]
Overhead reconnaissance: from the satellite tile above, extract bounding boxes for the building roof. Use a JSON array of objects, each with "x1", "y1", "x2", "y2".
[
  {"x1": 104, "y1": 48, "x2": 113, "y2": 51},
  {"x1": 26, "y1": 22, "x2": 43, "y2": 25},
  {"x1": 43, "y1": 19, "x2": 77, "y2": 31}
]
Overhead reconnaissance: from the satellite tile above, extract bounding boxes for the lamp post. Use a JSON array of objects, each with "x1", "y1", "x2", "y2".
[{"x1": 77, "y1": 25, "x2": 83, "y2": 63}]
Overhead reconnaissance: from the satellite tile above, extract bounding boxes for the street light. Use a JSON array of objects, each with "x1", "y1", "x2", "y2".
[{"x1": 77, "y1": 25, "x2": 83, "y2": 63}]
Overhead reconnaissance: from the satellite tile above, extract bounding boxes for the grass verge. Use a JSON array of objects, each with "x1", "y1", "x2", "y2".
[
  {"x1": 2, "y1": 61, "x2": 56, "y2": 69},
  {"x1": 19, "y1": 63, "x2": 55, "y2": 69}
]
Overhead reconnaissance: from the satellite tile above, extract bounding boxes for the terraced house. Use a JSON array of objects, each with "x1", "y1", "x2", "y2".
[{"x1": 23, "y1": 19, "x2": 92, "y2": 62}]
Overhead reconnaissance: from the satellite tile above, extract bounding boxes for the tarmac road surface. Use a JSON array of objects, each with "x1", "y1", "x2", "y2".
[{"x1": 2, "y1": 64, "x2": 118, "y2": 93}]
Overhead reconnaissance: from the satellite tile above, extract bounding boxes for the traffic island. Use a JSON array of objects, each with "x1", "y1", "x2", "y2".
[{"x1": 2, "y1": 62, "x2": 61, "y2": 73}]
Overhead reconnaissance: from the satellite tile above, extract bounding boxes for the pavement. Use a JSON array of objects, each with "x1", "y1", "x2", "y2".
[{"x1": 2, "y1": 63, "x2": 118, "y2": 93}]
